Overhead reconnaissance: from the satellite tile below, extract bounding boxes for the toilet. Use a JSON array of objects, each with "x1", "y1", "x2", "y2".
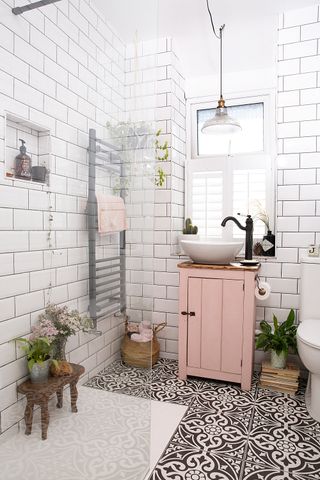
[{"x1": 297, "y1": 257, "x2": 320, "y2": 421}]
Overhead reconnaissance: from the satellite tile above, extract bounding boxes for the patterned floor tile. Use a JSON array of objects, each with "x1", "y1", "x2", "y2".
[
  {"x1": 242, "y1": 460, "x2": 318, "y2": 480},
  {"x1": 123, "y1": 377, "x2": 206, "y2": 406},
  {"x1": 149, "y1": 443, "x2": 242, "y2": 480},
  {"x1": 85, "y1": 360, "x2": 151, "y2": 392},
  {"x1": 253, "y1": 389, "x2": 320, "y2": 436},
  {"x1": 170, "y1": 407, "x2": 249, "y2": 459},
  {"x1": 151, "y1": 358, "x2": 179, "y2": 380},
  {"x1": 85, "y1": 359, "x2": 319, "y2": 480},
  {"x1": 246, "y1": 422, "x2": 320, "y2": 477},
  {"x1": 190, "y1": 381, "x2": 256, "y2": 418}
]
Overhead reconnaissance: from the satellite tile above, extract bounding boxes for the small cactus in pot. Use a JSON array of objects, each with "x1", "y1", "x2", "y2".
[
  {"x1": 183, "y1": 218, "x2": 198, "y2": 235},
  {"x1": 178, "y1": 218, "x2": 199, "y2": 255}
]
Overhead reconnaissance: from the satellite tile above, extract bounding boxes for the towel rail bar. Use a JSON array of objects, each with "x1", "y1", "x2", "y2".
[
  {"x1": 88, "y1": 128, "x2": 126, "y2": 327},
  {"x1": 96, "y1": 298, "x2": 120, "y2": 311},
  {"x1": 96, "y1": 263, "x2": 121, "y2": 272},
  {"x1": 96, "y1": 256, "x2": 121, "y2": 263},
  {"x1": 95, "y1": 138, "x2": 121, "y2": 151}
]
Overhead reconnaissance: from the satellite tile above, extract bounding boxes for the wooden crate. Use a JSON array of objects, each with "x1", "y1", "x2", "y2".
[{"x1": 259, "y1": 361, "x2": 300, "y2": 395}]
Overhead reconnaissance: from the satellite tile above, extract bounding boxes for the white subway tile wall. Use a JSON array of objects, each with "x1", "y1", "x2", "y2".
[
  {"x1": 124, "y1": 38, "x2": 186, "y2": 359},
  {"x1": 268, "y1": 4, "x2": 320, "y2": 327},
  {"x1": 153, "y1": 4, "x2": 320, "y2": 364},
  {"x1": 0, "y1": 0, "x2": 128, "y2": 435}
]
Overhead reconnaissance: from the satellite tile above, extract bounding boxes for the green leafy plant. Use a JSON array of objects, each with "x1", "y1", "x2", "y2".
[
  {"x1": 106, "y1": 122, "x2": 169, "y2": 189},
  {"x1": 183, "y1": 218, "x2": 198, "y2": 235},
  {"x1": 255, "y1": 309, "x2": 297, "y2": 355},
  {"x1": 16, "y1": 337, "x2": 55, "y2": 372},
  {"x1": 154, "y1": 129, "x2": 168, "y2": 187}
]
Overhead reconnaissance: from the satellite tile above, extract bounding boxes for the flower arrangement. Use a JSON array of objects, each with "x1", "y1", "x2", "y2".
[{"x1": 38, "y1": 304, "x2": 93, "y2": 338}]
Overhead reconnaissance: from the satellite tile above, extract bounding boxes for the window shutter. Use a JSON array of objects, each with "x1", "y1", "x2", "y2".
[{"x1": 192, "y1": 171, "x2": 223, "y2": 237}]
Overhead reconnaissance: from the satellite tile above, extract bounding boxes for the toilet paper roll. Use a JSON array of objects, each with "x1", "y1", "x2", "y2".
[{"x1": 255, "y1": 281, "x2": 271, "y2": 301}]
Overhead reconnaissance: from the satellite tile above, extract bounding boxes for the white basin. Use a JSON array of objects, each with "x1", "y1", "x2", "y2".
[{"x1": 180, "y1": 239, "x2": 243, "y2": 265}]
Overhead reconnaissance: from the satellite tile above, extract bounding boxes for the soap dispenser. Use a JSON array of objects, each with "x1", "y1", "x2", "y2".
[{"x1": 15, "y1": 139, "x2": 32, "y2": 180}]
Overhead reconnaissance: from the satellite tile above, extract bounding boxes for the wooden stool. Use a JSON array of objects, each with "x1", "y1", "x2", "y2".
[{"x1": 17, "y1": 363, "x2": 85, "y2": 440}]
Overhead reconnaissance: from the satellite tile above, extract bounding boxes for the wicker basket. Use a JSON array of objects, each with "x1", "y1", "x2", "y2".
[{"x1": 121, "y1": 322, "x2": 166, "y2": 368}]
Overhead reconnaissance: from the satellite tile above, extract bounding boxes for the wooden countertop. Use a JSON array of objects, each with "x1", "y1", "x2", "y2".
[{"x1": 177, "y1": 261, "x2": 261, "y2": 271}]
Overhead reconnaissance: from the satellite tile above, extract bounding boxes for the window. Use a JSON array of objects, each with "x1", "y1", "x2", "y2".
[
  {"x1": 187, "y1": 92, "x2": 275, "y2": 242},
  {"x1": 197, "y1": 103, "x2": 264, "y2": 156}
]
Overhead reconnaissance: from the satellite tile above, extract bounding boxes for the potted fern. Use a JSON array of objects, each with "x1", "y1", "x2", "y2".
[{"x1": 256, "y1": 309, "x2": 297, "y2": 369}]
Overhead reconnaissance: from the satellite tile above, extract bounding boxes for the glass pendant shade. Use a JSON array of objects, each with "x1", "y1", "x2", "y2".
[
  {"x1": 201, "y1": 18, "x2": 242, "y2": 136},
  {"x1": 201, "y1": 97, "x2": 242, "y2": 136}
]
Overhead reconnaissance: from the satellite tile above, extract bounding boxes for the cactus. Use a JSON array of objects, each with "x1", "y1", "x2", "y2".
[{"x1": 183, "y1": 218, "x2": 198, "y2": 235}]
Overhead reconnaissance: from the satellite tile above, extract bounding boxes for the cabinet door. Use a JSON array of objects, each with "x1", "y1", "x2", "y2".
[
  {"x1": 187, "y1": 277, "x2": 223, "y2": 370},
  {"x1": 221, "y1": 280, "x2": 244, "y2": 374},
  {"x1": 187, "y1": 277, "x2": 202, "y2": 368},
  {"x1": 187, "y1": 277, "x2": 244, "y2": 375},
  {"x1": 201, "y1": 278, "x2": 223, "y2": 371}
]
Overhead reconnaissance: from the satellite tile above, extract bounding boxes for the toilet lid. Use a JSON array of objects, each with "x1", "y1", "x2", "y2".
[{"x1": 297, "y1": 319, "x2": 320, "y2": 348}]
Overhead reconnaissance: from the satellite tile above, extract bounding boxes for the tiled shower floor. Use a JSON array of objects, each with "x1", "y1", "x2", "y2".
[{"x1": 86, "y1": 359, "x2": 320, "y2": 480}]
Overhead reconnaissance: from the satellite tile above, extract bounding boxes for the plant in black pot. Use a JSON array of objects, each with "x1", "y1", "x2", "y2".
[
  {"x1": 253, "y1": 201, "x2": 275, "y2": 256},
  {"x1": 256, "y1": 309, "x2": 297, "y2": 369}
]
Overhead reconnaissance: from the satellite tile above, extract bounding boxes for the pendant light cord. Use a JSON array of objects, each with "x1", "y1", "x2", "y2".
[
  {"x1": 205, "y1": 0, "x2": 225, "y2": 101},
  {"x1": 206, "y1": 0, "x2": 220, "y2": 39},
  {"x1": 219, "y1": 25, "x2": 224, "y2": 100}
]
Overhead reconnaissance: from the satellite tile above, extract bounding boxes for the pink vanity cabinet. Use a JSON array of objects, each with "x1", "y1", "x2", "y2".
[{"x1": 178, "y1": 262, "x2": 260, "y2": 391}]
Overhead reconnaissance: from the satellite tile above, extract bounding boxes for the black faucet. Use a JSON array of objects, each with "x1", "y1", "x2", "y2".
[{"x1": 221, "y1": 215, "x2": 253, "y2": 260}]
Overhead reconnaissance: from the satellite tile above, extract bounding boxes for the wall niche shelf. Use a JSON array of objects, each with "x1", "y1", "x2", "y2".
[{"x1": 3, "y1": 112, "x2": 51, "y2": 188}]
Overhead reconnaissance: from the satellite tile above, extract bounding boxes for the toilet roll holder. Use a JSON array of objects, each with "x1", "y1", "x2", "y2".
[{"x1": 256, "y1": 276, "x2": 267, "y2": 296}]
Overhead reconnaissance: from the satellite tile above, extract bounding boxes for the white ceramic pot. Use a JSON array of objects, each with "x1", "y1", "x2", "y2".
[
  {"x1": 270, "y1": 350, "x2": 287, "y2": 369},
  {"x1": 178, "y1": 234, "x2": 199, "y2": 255}
]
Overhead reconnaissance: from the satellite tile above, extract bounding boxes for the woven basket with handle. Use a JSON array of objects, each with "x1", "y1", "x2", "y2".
[{"x1": 121, "y1": 321, "x2": 166, "y2": 368}]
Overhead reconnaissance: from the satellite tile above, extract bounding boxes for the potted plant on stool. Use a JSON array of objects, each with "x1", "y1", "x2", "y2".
[
  {"x1": 16, "y1": 337, "x2": 55, "y2": 383},
  {"x1": 256, "y1": 309, "x2": 297, "y2": 369}
]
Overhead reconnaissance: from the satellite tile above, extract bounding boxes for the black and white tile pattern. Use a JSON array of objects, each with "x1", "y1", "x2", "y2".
[{"x1": 85, "y1": 360, "x2": 320, "y2": 480}]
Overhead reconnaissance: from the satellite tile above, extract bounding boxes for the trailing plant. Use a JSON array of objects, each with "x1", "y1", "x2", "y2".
[
  {"x1": 183, "y1": 218, "x2": 198, "y2": 235},
  {"x1": 155, "y1": 129, "x2": 169, "y2": 187},
  {"x1": 105, "y1": 121, "x2": 169, "y2": 189},
  {"x1": 255, "y1": 309, "x2": 297, "y2": 355},
  {"x1": 15, "y1": 337, "x2": 55, "y2": 372}
]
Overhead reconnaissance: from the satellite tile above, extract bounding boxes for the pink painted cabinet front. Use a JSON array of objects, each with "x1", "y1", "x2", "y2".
[{"x1": 178, "y1": 264, "x2": 258, "y2": 391}]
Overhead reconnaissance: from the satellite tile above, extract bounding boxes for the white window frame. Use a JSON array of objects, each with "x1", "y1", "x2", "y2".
[{"x1": 186, "y1": 89, "x2": 276, "y2": 241}]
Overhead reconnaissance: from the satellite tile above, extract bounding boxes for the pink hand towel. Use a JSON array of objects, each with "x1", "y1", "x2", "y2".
[{"x1": 96, "y1": 193, "x2": 127, "y2": 234}]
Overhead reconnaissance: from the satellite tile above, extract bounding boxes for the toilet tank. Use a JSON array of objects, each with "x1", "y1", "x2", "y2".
[{"x1": 300, "y1": 257, "x2": 320, "y2": 322}]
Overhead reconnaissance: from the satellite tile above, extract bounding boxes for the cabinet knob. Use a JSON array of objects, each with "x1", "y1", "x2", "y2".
[
  {"x1": 181, "y1": 311, "x2": 188, "y2": 316},
  {"x1": 189, "y1": 312, "x2": 195, "y2": 317}
]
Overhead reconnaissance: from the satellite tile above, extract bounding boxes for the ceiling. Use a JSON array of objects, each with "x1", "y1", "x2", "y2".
[{"x1": 95, "y1": 0, "x2": 319, "y2": 78}]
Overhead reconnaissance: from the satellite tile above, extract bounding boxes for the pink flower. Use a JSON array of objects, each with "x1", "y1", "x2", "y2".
[{"x1": 30, "y1": 320, "x2": 58, "y2": 341}]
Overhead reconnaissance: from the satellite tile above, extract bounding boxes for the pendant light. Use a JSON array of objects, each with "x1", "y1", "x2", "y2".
[{"x1": 201, "y1": 3, "x2": 241, "y2": 136}]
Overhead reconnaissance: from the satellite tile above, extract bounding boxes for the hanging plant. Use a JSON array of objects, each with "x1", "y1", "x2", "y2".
[
  {"x1": 154, "y1": 129, "x2": 169, "y2": 187},
  {"x1": 105, "y1": 122, "x2": 169, "y2": 191}
]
